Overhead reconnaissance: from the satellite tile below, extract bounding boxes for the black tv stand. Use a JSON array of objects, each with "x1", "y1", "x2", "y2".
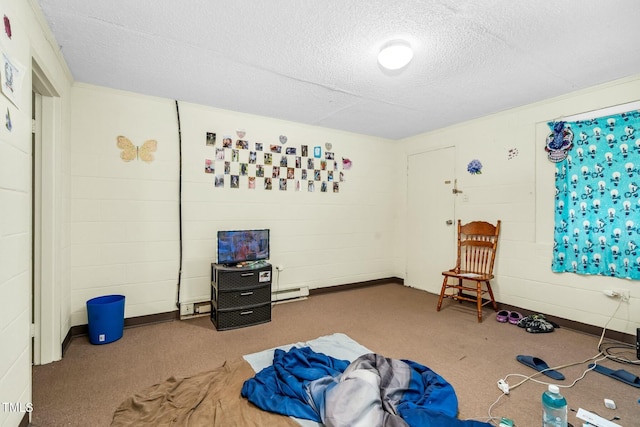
[
  {"x1": 222, "y1": 260, "x2": 269, "y2": 269},
  {"x1": 210, "y1": 262, "x2": 272, "y2": 331}
]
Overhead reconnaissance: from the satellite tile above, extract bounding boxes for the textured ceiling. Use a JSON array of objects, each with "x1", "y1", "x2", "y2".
[{"x1": 37, "y1": 0, "x2": 640, "y2": 140}]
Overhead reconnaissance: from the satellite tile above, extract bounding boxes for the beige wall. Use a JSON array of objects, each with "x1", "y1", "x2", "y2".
[
  {"x1": 68, "y1": 86, "x2": 403, "y2": 325},
  {"x1": 69, "y1": 85, "x2": 180, "y2": 325},
  {"x1": 69, "y1": 76, "x2": 640, "y2": 338},
  {"x1": 401, "y1": 75, "x2": 640, "y2": 336},
  {"x1": 0, "y1": 1, "x2": 72, "y2": 425},
  {"x1": 178, "y1": 101, "x2": 403, "y2": 303}
]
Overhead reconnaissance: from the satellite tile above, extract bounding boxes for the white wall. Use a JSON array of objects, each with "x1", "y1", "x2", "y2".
[
  {"x1": 1, "y1": 1, "x2": 72, "y2": 425},
  {"x1": 68, "y1": 77, "x2": 640, "y2": 336},
  {"x1": 0, "y1": 18, "x2": 32, "y2": 420},
  {"x1": 69, "y1": 85, "x2": 180, "y2": 325},
  {"x1": 179, "y1": 102, "x2": 402, "y2": 304},
  {"x1": 401, "y1": 75, "x2": 640, "y2": 336},
  {"x1": 68, "y1": 88, "x2": 402, "y2": 324}
]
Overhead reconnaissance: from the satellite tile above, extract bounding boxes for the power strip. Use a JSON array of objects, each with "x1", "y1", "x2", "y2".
[{"x1": 575, "y1": 408, "x2": 621, "y2": 427}]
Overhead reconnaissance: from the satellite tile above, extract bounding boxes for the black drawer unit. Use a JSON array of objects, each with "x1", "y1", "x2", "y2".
[
  {"x1": 211, "y1": 263, "x2": 272, "y2": 331},
  {"x1": 213, "y1": 304, "x2": 272, "y2": 331}
]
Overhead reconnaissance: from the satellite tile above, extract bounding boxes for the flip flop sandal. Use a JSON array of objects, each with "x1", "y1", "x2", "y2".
[
  {"x1": 496, "y1": 310, "x2": 510, "y2": 323},
  {"x1": 517, "y1": 355, "x2": 565, "y2": 380},
  {"x1": 508, "y1": 311, "x2": 523, "y2": 325},
  {"x1": 588, "y1": 364, "x2": 640, "y2": 388},
  {"x1": 526, "y1": 319, "x2": 554, "y2": 333}
]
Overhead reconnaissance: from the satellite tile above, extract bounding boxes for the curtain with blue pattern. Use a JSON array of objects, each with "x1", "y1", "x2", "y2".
[{"x1": 551, "y1": 109, "x2": 640, "y2": 280}]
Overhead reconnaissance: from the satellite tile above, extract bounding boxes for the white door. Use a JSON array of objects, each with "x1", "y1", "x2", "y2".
[{"x1": 406, "y1": 147, "x2": 456, "y2": 294}]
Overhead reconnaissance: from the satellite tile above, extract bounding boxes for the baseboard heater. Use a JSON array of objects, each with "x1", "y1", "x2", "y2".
[{"x1": 272, "y1": 286, "x2": 309, "y2": 303}]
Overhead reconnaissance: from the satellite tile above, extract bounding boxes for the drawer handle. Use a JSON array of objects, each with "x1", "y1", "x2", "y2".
[
  {"x1": 241, "y1": 273, "x2": 255, "y2": 277},
  {"x1": 240, "y1": 310, "x2": 254, "y2": 316},
  {"x1": 240, "y1": 292, "x2": 254, "y2": 296}
]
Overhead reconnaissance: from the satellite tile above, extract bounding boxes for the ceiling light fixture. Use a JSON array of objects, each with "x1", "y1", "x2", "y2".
[{"x1": 377, "y1": 40, "x2": 414, "y2": 70}]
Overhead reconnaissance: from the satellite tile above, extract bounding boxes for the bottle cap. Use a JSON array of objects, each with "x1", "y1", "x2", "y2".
[{"x1": 548, "y1": 384, "x2": 560, "y2": 394}]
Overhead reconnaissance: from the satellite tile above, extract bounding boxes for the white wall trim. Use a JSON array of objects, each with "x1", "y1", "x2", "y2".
[
  {"x1": 33, "y1": 67, "x2": 63, "y2": 365},
  {"x1": 561, "y1": 100, "x2": 640, "y2": 122}
]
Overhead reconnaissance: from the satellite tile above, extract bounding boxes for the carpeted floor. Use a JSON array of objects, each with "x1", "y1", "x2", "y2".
[{"x1": 32, "y1": 283, "x2": 638, "y2": 426}]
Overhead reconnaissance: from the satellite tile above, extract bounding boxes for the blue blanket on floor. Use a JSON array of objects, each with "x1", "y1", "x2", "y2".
[{"x1": 241, "y1": 346, "x2": 491, "y2": 427}]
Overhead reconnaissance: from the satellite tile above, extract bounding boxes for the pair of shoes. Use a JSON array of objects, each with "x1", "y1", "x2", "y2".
[
  {"x1": 517, "y1": 313, "x2": 557, "y2": 333},
  {"x1": 589, "y1": 363, "x2": 640, "y2": 388},
  {"x1": 517, "y1": 313, "x2": 545, "y2": 328},
  {"x1": 517, "y1": 355, "x2": 565, "y2": 380},
  {"x1": 517, "y1": 314, "x2": 556, "y2": 328},
  {"x1": 526, "y1": 319, "x2": 555, "y2": 333},
  {"x1": 496, "y1": 310, "x2": 523, "y2": 325}
]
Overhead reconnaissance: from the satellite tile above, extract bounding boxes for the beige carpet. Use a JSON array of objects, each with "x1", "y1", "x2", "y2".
[{"x1": 32, "y1": 283, "x2": 638, "y2": 426}]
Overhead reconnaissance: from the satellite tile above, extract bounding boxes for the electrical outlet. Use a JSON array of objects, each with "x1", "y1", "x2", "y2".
[
  {"x1": 194, "y1": 302, "x2": 211, "y2": 314},
  {"x1": 180, "y1": 303, "x2": 194, "y2": 316},
  {"x1": 613, "y1": 289, "x2": 630, "y2": 301}
]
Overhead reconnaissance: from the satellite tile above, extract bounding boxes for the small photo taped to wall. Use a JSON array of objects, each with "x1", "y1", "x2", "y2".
[{"x1": 206, "y1": 132, "x2": 216, "y2": 146}]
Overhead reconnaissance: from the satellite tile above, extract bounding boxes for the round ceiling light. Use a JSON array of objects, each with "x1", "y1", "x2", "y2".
[{"x1": 377, "y1": 40, "x2": 414, "y2": 70}]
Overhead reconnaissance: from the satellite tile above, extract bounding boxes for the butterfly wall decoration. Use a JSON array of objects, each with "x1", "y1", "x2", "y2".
[{"x1": 116, "y1": 135, "x2": 157, "y2": 163}]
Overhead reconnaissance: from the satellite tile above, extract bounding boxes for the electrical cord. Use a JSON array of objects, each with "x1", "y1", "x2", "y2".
[
  {"x1": 272, "y1": 267, "x2": 280, "y2": 306},
  {"x1": 595, "y1": 296, "x2": 639, "y2": 365},
  {"x1": 485, "y1": 296, "x2": 632, "y2": 425},
  {"x1": 504, "y1": 353, "x2": 608, "y2": 391},
  {"x1": 596, "y1": 297, "x2": 623, "y2": 350},
  {"x1": 174, "y1": 100, "x2": 184, "y2": 310},
  {"x1": 480, "y1": 354, "x2": 608, "y2": 426},
  {"x1": 599, "y1": 342, "x2": 639, "y2": 365}
]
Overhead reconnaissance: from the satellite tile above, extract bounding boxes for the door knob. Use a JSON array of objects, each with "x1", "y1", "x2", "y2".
[
  {"x1": 452, "y1": 179, "x2": 463, "y2": 194},
  {"x1": 446, "y1": 220, "x2": 453, "y2": 225}
]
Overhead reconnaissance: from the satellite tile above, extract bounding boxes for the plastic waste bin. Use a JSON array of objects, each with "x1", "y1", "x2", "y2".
[{"x1": 86, "y1": 294, "x2": 125, "y2": 344}]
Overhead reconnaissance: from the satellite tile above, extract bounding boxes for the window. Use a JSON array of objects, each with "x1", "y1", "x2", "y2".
[{"x1": 552, "y1": 110, "x2": 640, "y2": 279}]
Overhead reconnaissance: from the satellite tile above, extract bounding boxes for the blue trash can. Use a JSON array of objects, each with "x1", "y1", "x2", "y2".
[{"x1": 86, "y1": 295, "x2": 125, "y2": 344}]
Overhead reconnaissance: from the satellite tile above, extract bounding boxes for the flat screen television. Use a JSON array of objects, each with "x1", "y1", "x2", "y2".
[{"x1": 217, "y1": 229, "x2": 270, "y2": 265}]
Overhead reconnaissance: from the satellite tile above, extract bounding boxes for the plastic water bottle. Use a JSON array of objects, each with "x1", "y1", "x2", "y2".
[{"x1": 542, "y1": 384, "x2": 567, "y2": 427}]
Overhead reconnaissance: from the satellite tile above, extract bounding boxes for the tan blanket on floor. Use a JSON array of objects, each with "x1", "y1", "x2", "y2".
[{"x1": 111, "y1": 357, "x2": 300, "y2": 427}]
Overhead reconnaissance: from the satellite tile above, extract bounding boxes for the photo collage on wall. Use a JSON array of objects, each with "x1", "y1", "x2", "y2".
[{"x1": 204, "y1": 130, "x2": 352, "y2": 193}]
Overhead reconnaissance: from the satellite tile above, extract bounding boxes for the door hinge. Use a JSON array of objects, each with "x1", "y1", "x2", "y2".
[
  {"x1": 30, "y1": 323, "x2": 36, "y2": 338},
  {"x1": 32, "y1": 119, "x2": 36, "y2": 134}
]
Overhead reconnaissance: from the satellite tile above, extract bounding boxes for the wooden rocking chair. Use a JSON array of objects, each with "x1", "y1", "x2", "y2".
[{"x1": 436, "y1": 220, "x2": 501, "y2": 322}]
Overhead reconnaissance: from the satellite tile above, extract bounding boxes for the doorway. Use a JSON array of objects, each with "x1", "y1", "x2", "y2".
[
  {"x1": 405, "y1": 147, "x2": 457, "y2": 294},
  {"x1": 32, "y1": 90, "x2": 41, "y2": 364},
  {"x1": 32, "y1": 60, "x2": 61, "y2": 365}
]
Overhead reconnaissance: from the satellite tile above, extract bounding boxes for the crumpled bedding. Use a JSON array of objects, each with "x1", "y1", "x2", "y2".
[
  {"x1": 241, "y1": 346, "x2": 350, "y2": 421},
  {"x1": 241, "y1": 347, "x2": 491, "y2": 427},
  {"x1": 111, "y1": 357, "x2": 298, "y2": 427}
]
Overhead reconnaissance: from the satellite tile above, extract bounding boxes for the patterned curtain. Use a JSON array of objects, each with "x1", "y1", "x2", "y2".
[{"x1": 551, "y1": 109, "x2": 640, "y2": 280}]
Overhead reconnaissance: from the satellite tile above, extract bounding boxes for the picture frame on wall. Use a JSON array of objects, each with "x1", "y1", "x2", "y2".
[{"x1": 1, "y1": 51, "x2": 24, "y2": 108}]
